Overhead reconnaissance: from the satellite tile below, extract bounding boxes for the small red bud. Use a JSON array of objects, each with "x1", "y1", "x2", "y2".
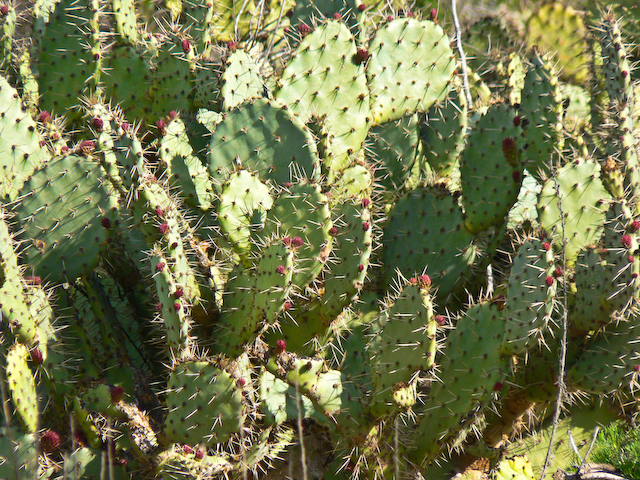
[
  {"x1": 291, "y1": 236, "x2": 304, "y2": 248},
  {"x1": 30, "y1": 348, "x2": 44, "y2": 365},
  {"x1": 40, "y1": 430, "x2": 62, "y2": 453},
  {"x1": 542, "y1": 242, "x2": 551, "y2": 251},
  {"x1": 174, "y1": 301, "x2": 181, "y2": 311},
  {"x1": 283, "y1": 301, "x2": 293, "y2": 311},
  {"x1": 38, "y1": 111, "x2": 51, "y2": 123},
  {"x1": 298, "y1": 23, "x2": 311, "y2": 36},
  {"x1": 362, "y1": 221, "x2": 370, "y2": 231},
  {"x1": 227, "y1": 40, "x2": 237, "y2": 51},
  {"x1": 159, "y1": 223, "x2": 170, "y2": 235},
  {"x1": 545, "y1": 276, "x2": 555, "y2": 287},
  {"x1": 357, "y1": 264, "x2": 365, "y2": 272},
  {"x1": 417, "y1": 274, "x2": 431, "y2": 288},
  {"x1": 513, "y1": 116, "x2": 521, "y2": 127},
  {"x1": 183, "y1": 445, "x2": 193, "y2": 454},
  {"x1": 493, "y1": 381, "x2": 504, "y2": 392},
  {"x1": 92, "y1": 116, "x2": 104, "y2": 131},
  {"x1": 430, "y1": 8, "x2": 437, "y2": 20},
  {"x1": 236, "y1": 377, "x2": 246, "y2": 387},
  {"x1": 174, "y1": 288, "x2": 184, "y2": 298},
  {"x1": 0, "y1": 5, "x2": 9, "y2": 16},
  {"x1": 358, "y1": 3, "x2": 366, "y2": 11},
  {"x1": 276, "y1": 339, "x2": 286, "y2": 353},
  {"x1": 155, "y1": 262, "x2": 165, "y2": 272},
  {"x1": 329, "y1": 227, "x2": 338, "y2": 236},
  {"x1": 361, "y1": 198, "x2": 371, "y2": 208},
  {"x1": 101, "y1": 217, "x2": 111, "y2": 228},
  {"x1": 435, "y1": 314, "x2": 446, "y2": 326},
  {"x1": 630, "y1": 220, "x2": 640, "y2": 232},
  {"x1": 285, "y1": 8, "x2": 293, "y2": 17},
  {"x1": 156, "y1": 119, "x2": 165, "y2": 131},
  {"x1": 282, "y1": 237, "x2": 292, "y2": 246},
  {"x1": 629, "y1": 255, "x2": 635, "y2": 263},
  {"x1": 181, "y1": 38, "x2": 191, "y2": 54},
  {"x1": 553, "y1": 266, "x2": 563, "y2": 278},
  {"x1": 622, "y1": 234, "x2": 633, "y2": 248},
  {"x1": 276, "y1": 265, "x2": 286, "y2": 275},
  {"x1": 110, "y1": 386, "x2": 124, "y2": 402},
  {"x1": 333, "y1": 12, "x2": 342, "y2": 20},
  {"x1": 195, "y1": 449, "x2": 204, "y2": 460}
]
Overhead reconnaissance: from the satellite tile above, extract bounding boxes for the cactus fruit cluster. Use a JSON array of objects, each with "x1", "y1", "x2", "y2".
[{"x1": 1, "y1": 1, "x2": 640, "y2": 479}]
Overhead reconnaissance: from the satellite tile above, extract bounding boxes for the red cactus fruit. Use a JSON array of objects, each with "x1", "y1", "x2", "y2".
[
  {"x1": 156, "y1": 119, "x2": 166, "y2": 132},
  {"x1": 276, "y1": 339, "x2": 286, "y2": 354},
  {"x1": 362, "y1": 221, "x2": 370, "y2": 231},
  {"x1": 622, "y1": 234, "x2": 633, "y2": 248},
  {"x1": 174, "y1": 301, "x2": 181, "y2": 311},
  {"x1": 634, "y1": 365, "x2": 640, "y2": 372},
  {"x1": 630, "y1": 220, "x2": 640, "y2": 233},
  {"x1": 155, "y1": 207, "x2": 165, "y2": 218},
  {"x1": 435, "y1": 314, "x2": 446, "y2": 326},
  {"x1": 387, "y1": 15, "x2": 394, "y2": 21},
  {"x1": 110, "y1": 386, "x2": 124, "y2": 402},
  {"x1": 227, "y1": 40, "x2": 237, "y2": 51},
  {"x1": 430, "y1": 8, "x2": 437, "y2": 20},
  {"x1": 174, "y1": 287, "x2": 184, "y2": 298},
  {"x1": 159, "y1": 223, "x2": 170, "y2": 235},
  {"x1": 545, "y1": 276, "x2": 554, "y2": 287},
  {"x1": 181, "y1": 38, "x2": 191, "y2": 54},
  {"x1": 195, "y1": 449, "x2": 205, "y2": 460},
  {"x1": 283, "y1": 237, "x2": 292, "y2": 246},
  {"x1": 513, "y1": 116, "x2": 521, "y2": 127},
  {"x1": 357, "y1": 264, "x2": 365, "y2": 272},
  {"x1": 276, "y1": 265, "x2": 287, "y2": 275},
  {"x1": 493, "y1": 381, "x2": 504, "y2": 392},
  {"x1": 40, "y1": 430, "x2": 62, "y2": 453},
  {"x1": 61, "y1": 145, "x2": 69, "y2": 153},
  {"x1": 622, "y1": 70, "x2": 628, "y2": 78},
  {"x1": 30, "y1": 348, "x2": 44, "y2": 365},
  {"x1": 298, "y1": 23, "x2": 311, "y2": 36},
  {"x1": 358, "y1": 3, "x2": 366, "y2": 11},
  {"x1": 291, "y1": 236, "x2": 304, "y2": 248},
  {"x1": 93, "y1": 116, "x2": 104, "y2": 131},
  {"x1": 283, "y1": 182, "x2": 293, "y2": 188},
  {"x1": 38, "y1": 111, "x2": 51, "y2": 123},
  {"x1": 553, "y1": 266, "x2": 563, "y2": 278},
  {"x1": 183, "y1": 444, "x2": 193, "y2": 455},
  {"x1": 236, "y1": 377, "x2": 246, "y2": 387},
  {"x1": 362, "y1": 198, "x2": 371, "y2": 208},
  {"x1": 629, "y1": 255, "x2": 635, "y2": 263},
  {"x1": 283, "y1": 301, "x2": 293, "y2": 311},
  {"x1": 406, "y1": 11, "x2": 414, "y2": 17},
  {"x1": 333, "y1": 12, "x2": 342, "y2": 20},
  {"x1": 329, "y1": 227, "x2": 338, "y2": 236},
  {"x1": 633, "y1": 273, "x2": 639, "y2": 279},
  {"x1": 285, "y1": 8, "x2": 294, "y2": 17},
  {"x1": 417, "y1": 274, "x2": 431, "y2": 289},
  {"x1": 169, "y1": 110, "x2": 178, "y2": 120},
  {"x1": 0, "y1": 5, "x2": 9, "y2": 16},
  {"x1": 26, "y1": 275, "x2": 41, "y2": 286},
  {"x1": 501, "y1": 137, "x2": 518, "y2": 166},
  {"x1": 354, "y1": 48, "x2": 370, "y2": 65},
  {"x1": 542, "y1": 241, "x2": 551, "y2": 251},
  {"x1": 101, "y1": 217, "x2": 111, "y2": 229},
  {"x1": 155, "y1": 262, "x2": 165, "y2": 272},
  {"x1": 93, "y1": 52, "x2": 100, "y2": 61},
  {"x1": 512, "y1": 170, "x2": 520, "y2": 182},
  {"x1": 79, "y1": 140, "x2": 95, "y2": 154},
  {"x1": 121, "y1": 121, "x2": 129, "y2": 132}
]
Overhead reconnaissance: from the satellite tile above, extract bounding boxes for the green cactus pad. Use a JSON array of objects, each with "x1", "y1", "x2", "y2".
[
  {"x1": 367, "y1": 18, "x2": 456, "y2": 125},
  {"x1": 537, "y1": 159, "x2": 611, "y2": 266},
  {"x1": 165, "y1": 361, "x2": 243, "y2": 445},
  {"x1": 6, "y1": 343, "x2": 38, "y2": 432},
  {"x1": 460, "y1": 102, "x2": 523, "y2": 234},
  {"x1": 216, "y1": 239, "x2": 294, "y2": 356},
  {"x1": 33, "y1": 0, "x2": 101, "y2": 119},
  {"x1": 0, "y1": 74, "x2": 48, "y2": 202},
  {"x1": 102, "y1": 45, "x2": 155, "y2": 122},
  {"x1": 276, "y1": 20, "x2": 370, "y2": 179},
  {"x1": 411, "y1": 301, "x2": 508, "y2": 465},
  {"x1": 571, "y1": 246, "x2": 611, "y2": 333},
  {"x1": 0, "y1": 427, "x2": 38, "y2": 479},
  {"x1": 208, "y1": 98, "x2": 319, "y2": 186},
  {"x1": 525, "y1": 3, "x2": 588, "y2": 83},
  {"x1": 493, "y1": 456, "x2": 536, "y2": 480},
  {"x1": 502, "y1": 237, "x2": 557, "y2": 355},
  {"x1": 369, "y1": 279, "x2": 437, "y2": 417},
  {"x1": 262, "y1": 182, "x2": 333, "y2": 291},
  {"x1": 518, "y1": 51, "x2": 564, "y2": 181},
  {"x1": 382, "y1": 185, "x2": 476, "y2": 299},
  {"x1": 420, "y1": 87, "x2": 467, "y2": 178},
  {"x1": 331, "y1": 164, "x2": 373, "y2": 203},
  {"x1": 321, "y1": 200, "x2": 372, "y2": 320},
  {"x1": 16, "y1": 153, "x2": 120, "y2": 283},
  {"x1": 218, "y1": 169, "x2": 273, "y2": 260},
  {"x1": 367, "y1": 114, "x2": 420, "y2": 191},
  {"x1": 567, "y1": 319, "x2": 640, "y2": 395},
  {"x1": 160, "y1": 117, "x2": 214, "y2": 211},
  {"x1": 219, "y1": 50, "x2": 264, "y2": 110}
]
